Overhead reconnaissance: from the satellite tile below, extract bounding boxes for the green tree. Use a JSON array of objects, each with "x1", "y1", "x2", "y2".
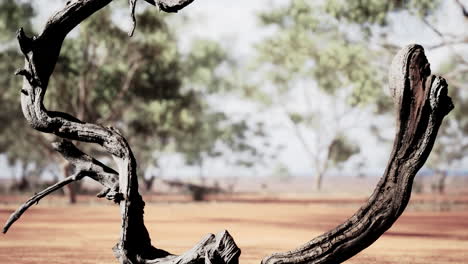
[
  {"x1": 1, "y1": 2, "x2": 266, "y2": 200},
  {"x1": 46, "y1": 8, "x2": 192, "y2": 201},
  {"x1": 0, "y1": 0, "x2": 52, "y2": 191},
  {"x1": 174, "y1": 38, "x2": 267, "y2": 183},
  {"x1": 251, "y1": 0, "x2": 370, "y2": 190},
  {"x1": 251, "y1": 0, "x2": 467, "y2": 190},
  {"x1": 326, "y1": 0, "x2": 468, "y2": 191}
]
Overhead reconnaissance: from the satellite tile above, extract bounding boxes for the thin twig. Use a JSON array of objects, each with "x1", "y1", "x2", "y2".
[
  {"x1": 455, "y1": 0, "x2": 468, "y2": 18},
  {"x1": 2, "y1": 172, "x2": 85, "y2": 234}
]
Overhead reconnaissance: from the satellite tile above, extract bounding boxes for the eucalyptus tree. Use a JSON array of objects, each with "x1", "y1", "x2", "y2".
[
  {"x1": 252, "y1": 0, "x2": 467, "y2": 190},
  {"x1": 0, "y1": 0, "x2": 52, "y2": 190},
  {"x1": 251, "y1": 0, "x2": 379, "y2": 189},
  {"x1": 326, "y1": 0, "x2": 468, "y2": 190},
  {"x1": 1, "y1": 1, "x2": 261, "y2": 200},
  {"x1": 48, "y1": 8, "x2": 193, "y2": 201},
  {"x1": 1, "y1": 3, "x2": 194, "y2": 201}
]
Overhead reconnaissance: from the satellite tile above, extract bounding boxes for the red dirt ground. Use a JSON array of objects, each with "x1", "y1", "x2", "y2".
[{"x1": 0, "y1": 196, "x2": 467, "y2": 264}]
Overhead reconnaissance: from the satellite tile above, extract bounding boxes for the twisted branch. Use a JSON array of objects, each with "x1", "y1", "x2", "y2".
[
  {"x1": 262, "y1": 45, "x2": 453, "y2": 264},
  {"x1": 2, "y1": 0, "x2": 453, "y2": 263},
  {"x1": 4, "y1": 0, "x2": 240, "y2": 264}
]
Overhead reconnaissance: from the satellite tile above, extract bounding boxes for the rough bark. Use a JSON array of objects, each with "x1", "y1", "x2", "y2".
[
  {"x1": 262, "y1": 45, "x2": 453, "y2": 264},
  {"x1": 1, "y1": 0, "x2": 453, "y2": 264},
  {"x1": 3, "y1": 1, "x2": 240, "y2": 264}
]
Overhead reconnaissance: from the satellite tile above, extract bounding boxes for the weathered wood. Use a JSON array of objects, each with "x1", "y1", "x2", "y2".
[
  {"x1": 2, "y1": 0, "x2": 453, "y2": 263},
  {"x1": 3, "y1": 0, "x2": 241, "y2": 264},
  {"x1": 144, "y1": 230, "x2": 241, "y2": 264},
  {"x1": 2, "y1": 172, "x2": 85, "y2": 234},
  {"x1": 52, "y1": 140, "x2": 119, "y2": 189},
  {"x1": 155, "y1": 0, "x2": 195, "y2": 12},
  {"x1": 15, "y1": 1, "x2": 152, "y2": 262},
  {"x1": 262, "y1": 45, "x2": 453, "y2": 264}
]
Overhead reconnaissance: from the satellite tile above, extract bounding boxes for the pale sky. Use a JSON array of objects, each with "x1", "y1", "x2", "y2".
[{"x1": 1, "y1": 0, "x2": 466, "y2": 180}]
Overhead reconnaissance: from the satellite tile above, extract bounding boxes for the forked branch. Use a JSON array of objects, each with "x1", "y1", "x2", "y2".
[
  {"x1": 2, "y1": 0, "x2": 453, "y2": 263},
  {"x1": 3, "y1": 0, "x2": 241, "y2": 263}
]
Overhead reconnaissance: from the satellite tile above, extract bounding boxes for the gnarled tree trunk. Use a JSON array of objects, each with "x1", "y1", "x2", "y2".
[
  {"x1": 2, "y1": 1, "x2": 453, "y2": 264},
  {"x1": 261, "y1": 45, "x2": 453, "y2": 264},
  {"x1": 3, "y1": 1, "x2": 239, "y2": 264}
]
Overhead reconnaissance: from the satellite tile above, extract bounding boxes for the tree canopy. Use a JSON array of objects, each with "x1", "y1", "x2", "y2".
[{"x1": 0, "y1": 1, "x2": 265, "y2": 190}]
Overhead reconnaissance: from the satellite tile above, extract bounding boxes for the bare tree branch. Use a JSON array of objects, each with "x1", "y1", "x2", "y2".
[
  {"x1": 262, "y1": 45, "x2": 453, "y2": 264},
  {"x1": 455, "y1": 0, "x2": 468, "y2": 18},
  {"x1": 52, "y1": 139, "x2": 119, "y2": 191},
  {"x1": 156, "y1": 0, "x2": 194, "y2": 12},
  {"x1": 428, "y1": 37, "x2": 468, "y2": 50},
  {"x1": 4, "y1": 1, "x2": 244, "y2": 264},
  {"x1": 3, "y1": 0, "x2": 453, "y2": 263},
  {"x1": 418, "y1": 13, "x2": 467, "y2": 65},
  {"x1": 2, "y1": 171, "x2": 86, "y2": 234}
]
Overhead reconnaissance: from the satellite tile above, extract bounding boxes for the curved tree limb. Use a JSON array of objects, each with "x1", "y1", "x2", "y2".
[
  {"x1": 15, "y1": 2, "x2": 150, "y2": 261},
  {"x1": 52, "y1": 139, "x2": 120, "y2": 198},
  {"x1": 3, "y1": 0, "x2": 453, "y2": 263},
  {"x1": 3, "y1": 1, "x2": 242, "y2": 264},
  {"x1": 455, "y1": 0, "x2": 468, "y2": 18},
  {"x1": 262, "y1": 45, "x2": 453, "y2": 264},
  {"x1": 2, "y1": 139, "x2": 120, "y2": 234},
  {"x1": 2, "y1": 171, "x2": 85, "y2": 234}
]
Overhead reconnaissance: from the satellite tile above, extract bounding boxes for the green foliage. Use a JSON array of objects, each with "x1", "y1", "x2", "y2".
[
  {"x1": 40, "y1": 9, "x2": 194, "y2": 176},
  {"x1": 1, "y1": 2, "x2": 265, "y2": 181},
  {"x1": 47, "y1": 9, "x2": 182, "y2": 119},
  {"x1": 324, "y1": 0, "x2": 441, "y2": 26},
  {"x1": 0, "y1": 0, "x2": 34, "y2": 42},
  {"x1": 183, "y1": 38, "x2": 230, "y2": 93},
  {"x1": 255, "y1": 0, "x2": 384, "y2": 106},
  {"x1": 328, "y1": 135, "x2": 360, "y2": 166},
  {"x1": 174, "y1": 104, "x2": 262, "y2": 172},
  {"x1": 252, "y1": 0, "x2": 376, "y2": 183},
  {"x1": 321, "y1": 0, "x2": 466, "y2": 172},
  {"x1": 0, "y1": 0, "x2": 47, "y2": 168}
]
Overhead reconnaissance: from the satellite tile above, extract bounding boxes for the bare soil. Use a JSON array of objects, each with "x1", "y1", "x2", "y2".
[{"x1": 0, "y1": 195, "x2": 467, "y2": 264}]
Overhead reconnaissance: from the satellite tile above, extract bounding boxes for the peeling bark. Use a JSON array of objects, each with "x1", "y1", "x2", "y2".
[
  {"x1": 1, "y1": 0, "x2": 453, "y2": 264},
  {"x1": 262, "y1": 45, "x2": 453, "y2": 264}
]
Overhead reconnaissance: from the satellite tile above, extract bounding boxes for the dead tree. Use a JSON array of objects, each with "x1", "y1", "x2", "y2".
[
  {"x1": 261, "y1": 45, "x2": 454, "y2": 264},
  {"x1": 1, "y1": 1, "x2": 453, "y2": 264}
]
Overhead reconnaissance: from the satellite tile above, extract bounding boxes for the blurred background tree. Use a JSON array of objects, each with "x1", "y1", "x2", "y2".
[
  {"x1": 0, "y1": 0, "x2": 466, "y2": 199},
  {"x1": 323, "y1": 0, "x2": 468, "y2": 192},
  {"x1": 0, "y1": 0, "x2": 267, "y2": 202},
  {"x1": 0, "y1": 0, "x2": 54, "y2": 193},
  {"x1": 241, "y1": 0, "x2": 467, "y2": 191},
  {"x1": 247, "y1": 0, "x2": 381, "y2": 190}
]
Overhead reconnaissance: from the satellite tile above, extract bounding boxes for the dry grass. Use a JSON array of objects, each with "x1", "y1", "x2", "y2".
[{"x1": 0, "y1": 195, "x2": 467, "y2": 264}]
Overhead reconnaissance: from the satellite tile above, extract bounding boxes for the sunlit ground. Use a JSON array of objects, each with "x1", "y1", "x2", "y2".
[{"x1": 1, "y1": 191, "x2": 468, "y2": 264}]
